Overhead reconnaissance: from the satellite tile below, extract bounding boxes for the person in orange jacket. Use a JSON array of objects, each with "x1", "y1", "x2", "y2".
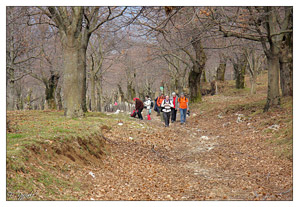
[
  {"x1": 178, "y1": 92, "x2": 189, "y2": 125},
  {"x1": 156, "y1": 93, "x2": 165, "y2": 122}
]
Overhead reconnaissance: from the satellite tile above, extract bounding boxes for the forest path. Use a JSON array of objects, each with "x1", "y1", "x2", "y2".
[{"x1": 78, "y1": 95, "x2": 292, "y2": 200}]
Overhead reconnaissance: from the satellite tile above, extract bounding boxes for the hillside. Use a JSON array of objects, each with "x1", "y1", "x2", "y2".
[{"x1": 6, "y1": 73, "x2": 293, "y2": 200}]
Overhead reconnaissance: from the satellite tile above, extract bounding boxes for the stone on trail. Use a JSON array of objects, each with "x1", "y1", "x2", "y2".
[
  {"x1": 89, "y1": 171, "x2": 96, "y2": 178},
  {"x1": 217, "y1": 113, "x2": 223, "y2": 119},
  {"x1": 268, "y1": 124, "x2": 280, "y2": 130},
  {"x1": 236, "y1": 114, "x2": 245, "y2": 123},
  {"x1": 129, "y1": 137, "x2": 134, "y2": 140},
  {"x1": 200, "y1": 136, "x2": 209, "y2": 140},
  {"x1": 223, "y1": 122, "x2": 231, "y2": 128}
]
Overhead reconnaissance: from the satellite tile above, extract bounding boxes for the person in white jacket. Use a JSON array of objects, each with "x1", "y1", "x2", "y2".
[
  {"x1": 161, "y1": 95, "x2": 174, "y2": 127},
  {"x1": 144, "y1": 95, "x2": 152, "y2": 118}
]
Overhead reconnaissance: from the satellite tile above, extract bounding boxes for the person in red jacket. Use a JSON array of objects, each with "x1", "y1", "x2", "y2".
[{"x1": 133, "y1": 98, "x2": 144, "y2": 120}]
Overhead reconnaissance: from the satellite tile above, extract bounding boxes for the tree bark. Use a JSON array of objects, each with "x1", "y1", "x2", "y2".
[
  {"x1": 56, "y1": 85, "x2": 63, "y2": 110},
  {"x1": 264, "y1": 55, "x2": 281, "y2": 111},
  {"x1": 45, "y1": 72, "x2": 60, "y2": 109},
  {"x1": 188, "y1": 38, "x2": 206, "y2": 102},
  {"x1": 202, "y1": 69, "x2": 207, "y2": 82},
  {"x1": 80, "y1": 44, "x2": 88, "y2": 113},
  {"x1": 216, "y1": 63, "x2": 226, "y2": 81},
  {"x1": 188, "y1": 69, "x2": 202, "y2": 102},
  {"x1": 118, "y1": 84, "x2": 125, "y2": 102},
  {"x1": 90, "y1": 73, "x2": 96, "y2": 111},
  {"x1": 279, "y1": 60, "x2": 292, "y2": 96},
  {"x1": 263, "y1": 6, "x2": 291, "y2": 111},
  {"x1": 96, "y1": 76, "x2": 103, "y2": 112},
  {"x1": 279, "y1": 34, "x2": 293, "y2": 97},
  {"x1": 250, "y1": 74, "x2": 257, "y2": 94},
  {"x1": 236, "y1": 63, "x2": 246, "y2": 89},
  {"x1": 62, "y1": 36, "x2": 85, "y2": 117},
  {"x1": 232, "y1": 55, "x2": 246, "y2": 89}
]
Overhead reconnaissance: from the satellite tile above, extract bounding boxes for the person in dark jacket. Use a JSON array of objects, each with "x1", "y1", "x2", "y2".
[
  {"x1": 170, "y1": 92, "x2": 179, "y2": 123},
  {"x1": 133, "y1": 98, "x2": 144, "y2": 120}
]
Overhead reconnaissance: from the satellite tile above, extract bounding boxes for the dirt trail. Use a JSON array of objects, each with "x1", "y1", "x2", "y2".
[{"x1": 74, "y1": 96, "x2": 292, "y2": 201}]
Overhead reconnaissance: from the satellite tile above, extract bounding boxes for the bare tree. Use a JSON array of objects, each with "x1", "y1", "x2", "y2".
[
  {"x1": 216, "y1": 53, "x2": 227, "y2": 81},
  {"x1": 229, "y1": 53, "x2": 247, "y2": 89},
  {"x1": 34, "y1": 6, "x2": 129, "y2": 117},
  {"x1": 213, "y1": 6, "x2": 292, "y2": 111},
  {"x1": 6, "y1": 7, "x2": 41, "y2": 110},
  {"x1": 244, "y1": 48, "x2": 265, "y2": 94}
]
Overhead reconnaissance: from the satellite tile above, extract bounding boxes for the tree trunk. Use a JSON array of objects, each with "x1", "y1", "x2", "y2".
[
  {"x1": 62, "y1": 37, "x2": 85, "y2": 118},
  {"x1": 263, "y1": 6, "x2": 290, "y2": 111},
  {"x1": 25, "y1": 89, "x2": 32, "y2": 110},
  {"x1": 236, "y1": 63, "x2": 246, "y2": 89},
  {"x1": 127, "y1": 81, "x2": 136, "y2": 101},
  {"x1": 81, "y1": 45, "x2": 88, "y2": 113},
  {"x1": 56, "y1": 86, "x2": 63, "y2": 110},
  {"x1": 210, "y1": 80, "x2": 216, "y2": 95},
  {"x1": 96, "y1": 76, "x2": 102, "y2": 112},
  {"x1": 232, "y1": 55, "x2": 246, "y2": 89},
  {"x1": 202, "y1": 69, "x2": 207, "y2": 82},
  {"x1": 250, "y1": 74, "x2": 257, "y2": 94},
  {"x1": 189, "y1": 68, "x2": 202, "y2": 102},
  {"x1": 279, "y1": 60, "x2": 292, "y2": 96},
  {"x1": 189, "y1": 38, "x2": 206, "y2": 102},
  {"x1": 264, "y1": 55, "x2": 281, "y2": 111},
  {"x1": 118, "y1": 84, "x2": 125, "y2": 102},
  {"x1": 216, "y1": 62, "x2": 226, "y2": 81},
  {"x1": 15, "y1": 84, "x2": 23, "y2": 110},
  {"x1": 279, "y1": 34, "x2": 293, "y2": 97},
  {"x1": 45, "y1": 72, "x2": 60, "y2": 110},
  {"x1": 90, "y1": 73, "x2": 96, "y2": 111}
]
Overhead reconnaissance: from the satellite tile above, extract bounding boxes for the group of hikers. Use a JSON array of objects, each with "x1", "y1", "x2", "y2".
[{"x1": 132, "y1": 92, "x2": 189, "y2": 127}]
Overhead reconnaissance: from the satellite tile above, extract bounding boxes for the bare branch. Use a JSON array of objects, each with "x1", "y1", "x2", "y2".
[{"x1": 88, "y1": 7, "x2": 128, "y2": 34}]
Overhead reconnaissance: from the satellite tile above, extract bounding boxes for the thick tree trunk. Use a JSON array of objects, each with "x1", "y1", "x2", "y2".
[
  {"x1": 279, "y1": 60, "x2": 292, "y2": 96},
  {"x1": 127, "y1": 81, "x2": 136, "y2": 101},
  {"x1": 210, "y1": 80, "x2": 216, "y2": 95},
  {"x1": 250, "y1": 74, "x2": 257, "y2": 94},
  {"x1": 279, "y1": 35, "x2": 293, "y2": 97},
  {"x1": 236, "y1": 63, "x2": 246, "y2": 89},
  {"x1": 189, "y1": 38, "x2": 206, "y2": 102},
  {"x1": 264, "y1": 55, "x2": 281, "y2": 111},
  {"x1": 45, "y1": 72, "x2": 60, "y2": 110},
  {"x1": 216, "y1": 63, "x2": 226, "y2": 81},
  {"x1": 232, "y1": 55, "x2": 246, "y2": 89},
  {"x1": 62, "y1": 38, "x2": 85, "y2": 118},
  {"x1": 189, "y1": 68, "x2": 202, "y2": 102}
]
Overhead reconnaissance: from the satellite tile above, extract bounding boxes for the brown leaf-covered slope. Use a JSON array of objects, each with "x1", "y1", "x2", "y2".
[{"x1": 75, "y1": 94, "x2": 292, "y2": 201}]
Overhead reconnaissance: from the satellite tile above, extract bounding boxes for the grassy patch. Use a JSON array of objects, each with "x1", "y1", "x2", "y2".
[{"x1": 6, "y1": 110, "x2": 125, "y2": 200}]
